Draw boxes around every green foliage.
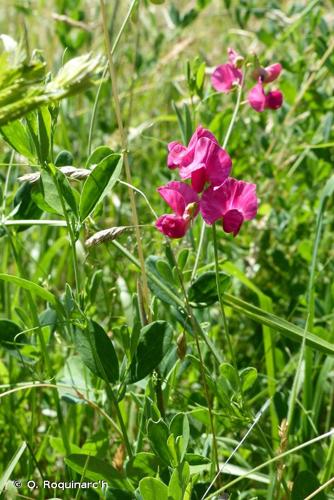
[79,152,123,221]
[75,321,119,383]
[1,1,334,499]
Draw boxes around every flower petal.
[265,90,283,110]
[157,186,186,216]
[227,47,244,68]
[167,141,187,168]
[211,63,242,93]
[222,209,244,236]
[155,214,188,239]
[263,63,282,83]
[200,185,226,225]
[248,80,267,112]
[191,166,207,193]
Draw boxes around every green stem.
[105,382,133,459]
[212,224,239,378]
[192,79,244,280]
[165,241,220,474]
[7,232,71,455]
[52,170,81,301]
[206,429,334,498]
[100,0,151,322]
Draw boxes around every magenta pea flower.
[200,178,258,236]
[178,136,232,193]
[167,126,232,194]
[211,47,243,94]
[253,62,282,83]
[248,79,283,112]
[248,59,283,112]
[167,125,217,169]
[156,181,199,239]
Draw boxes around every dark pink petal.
[167,141,187,168]
[211,63,242,93]
[156,214,188,239]
[227,47,244,68]
[157,186,185,216]
[219,178,258,220]
[200,185,226,225]
[180,137,231,191]
[191,166,207,194]
[222,209,244,236]
[248,80,266,112]
[200,178,258,227]
[164,181,199,206]
[179,126,218,167]
[265,90,283,110]
[204,141,232,187]
[263,63,282,83]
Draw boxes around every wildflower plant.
[0,2,334,500]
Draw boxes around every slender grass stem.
[52,171,81,302]
[100,0,151,322]
[165,241,220,474]
[205,429,334,498]
[212,224,239,378]
[191,79,244,280]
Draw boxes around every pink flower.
[248,79,283,113]
[200,178,258,236]
[253,63,282,83]
[167,126,217,169]
[156,181,199,239]
[211,47,243,93]
[178,137,232,193]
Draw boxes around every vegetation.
[0,0,334,498]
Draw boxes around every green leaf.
[219,363,238,391]
[65,454,129,490]
[126,452,161,482]
[75,321,119,383]
[147,419,170,465]
[0,442,27,494]
[240,367,257,392]
[79,153,122,221]
[55,150,73,166]
[170,413,190,459]
[139,477,168,500]
[0,319,26,349]
[0,274,58,306]
[11,182,43,232]
[146,255,180,308]
[127,321,173,383]
[168,461,190,500]
[291,470,325,500]
[37,107,51,163]
[188,271,231,307]
[39,170,63,214]
[0,120,35,160]
[85,146,114,168]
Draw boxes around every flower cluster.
[156,126,258,239]
[211,48,283,112]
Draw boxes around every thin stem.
[192,79,244,280]
[165,241,219,474]
[191,220,206,282]
[206,429,334,498]
[100,0,151,322]
[222,79,244,150]
[104,383,133,459]
[52,171,81,300]
[212,224,239,378]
